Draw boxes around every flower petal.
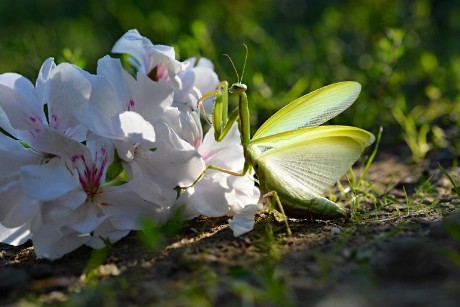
[177,172,231,217]
[192,66,219,115]
[112,29,150,73]
[97,56,137,112]
[36,57,56,106]
[31,125,89,160]
[99,183,166,230]
[135,72,173,124]
[122,160,171,205]
[0,73,46,141]
[225,175,261,213]
[0,106,19,139]
[86,220,130,249]
[111,111,156,161]
[20,157,79,201]
[228,204,260,237]
[115,111,156,143]
[53,63,122,138]
[0,133,41,182]
[43,190,88,223]
[152,121,205,186]
[0,181,40,227]
[66,203,107,234]
[45,62,89,139]
[32,224,91,260]
[162,107,203,149]
[0,223,32,246]
[199,123,245,171]
[0,73,45,121]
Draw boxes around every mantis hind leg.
[196,81,242,143]
[263,191,292,237]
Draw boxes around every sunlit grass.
[439,163,460,199]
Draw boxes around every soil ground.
[1,150,459,306]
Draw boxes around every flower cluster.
[0,29,260,259]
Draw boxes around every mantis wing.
[252,81,361,140]
[249,126,374,200]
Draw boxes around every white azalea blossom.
[112,29,219,114]
[112,29,188,90]
[0,59,87,145]
[27,132,168,259]
[167,108,261,236]
[0,59,89,246]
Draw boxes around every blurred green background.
[1,0,459,162]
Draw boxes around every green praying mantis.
[178,45,375,234]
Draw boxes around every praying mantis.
[178,45,375,234]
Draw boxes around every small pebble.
[331,227,341,235]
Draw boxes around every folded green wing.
[252,81,361,140]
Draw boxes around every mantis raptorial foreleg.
[196,81,227,125]
[196,81,240,142]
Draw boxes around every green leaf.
[106,159,123,181]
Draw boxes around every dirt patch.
[1,152,459,306]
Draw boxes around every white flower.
[168,108,261,236]
[0,59,89,246]
[23,131,169,259]
[0,59,87,145]
[14,127,106,259]
[112,30,220,115]
[112,29,188,90]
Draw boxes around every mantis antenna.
[241,43,248,83]
[223,43,248,85]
